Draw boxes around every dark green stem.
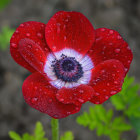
[51,118,59,140]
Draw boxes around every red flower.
[10,11,133,119]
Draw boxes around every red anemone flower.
[10,11,133,119]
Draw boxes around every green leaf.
[111,76,140,118]
[34,122,47,140]
[109,131,120,140]
[0,26,14,51]
[129,117,140,135]
[106,110,113,123]
[76,105,132,140]
[9,131,21,140]
[9,122,48,140]
[112,117,132,131]
[22,133,31,140]
[0,0,11,11]
[111,94,126,110]
[60,131,74,140]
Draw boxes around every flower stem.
[51,118,59,140]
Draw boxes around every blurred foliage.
[111,76,140,118]
[111,76,140,136]
[0,26,14,51]
[9,122,48,140]
[9,122,74,140]
[77,105,131,140]
[60,131,74,140]
[0,0,11,11]
[77,76,140,140]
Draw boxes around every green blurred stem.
[51,118,59,140]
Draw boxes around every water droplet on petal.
[96,37,102,41]
[63,25,66,29]
[59,98,64,102]
[95,101,100,104]
[15,30,19,34]
[107,83,110,86]
[27,45,32,48]
[52,46,56,51]
[113,65,117,68]
[65,19,69,22]
[78,98,84,103]
[64,36,66,41]
[31,97,38,104]
[79,90,84,94]
[75,107,80,111]
[34,86,38,90]
[26,33,31,37]
[103,89,107,92]
[110,91,117,95]
[125,68,128,72]
[11,35,15,39]
[56,23,61,33]
[95,92,100,96]
[114,81,118,84]
[101,69,105,74]
[41,24,45,28]
[20,24,24,27]
[112,73,116,77]
[67,112,71,115]
[117,35,121,39]
[48,98,53,103]
[101,28,105,32]
[53,114,59,118]
[109,42,113,45]
[127,46,131,50]
[115,48,120,53]
[109,30,114,34]
[11,43,17,48]
[128,60,131,64]
[103,46,106,50]
[105,96,109,99]
[37,32,42,38]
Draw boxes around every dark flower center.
[62,59,75,71]
[52,55,83,82]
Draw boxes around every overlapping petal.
[89,59,125,104]
[56,85,95,105]
[22,72,81,119]
[45,11,95,55]
[10,21,49,72]
[19,38,47,74]
[88,28,133,74]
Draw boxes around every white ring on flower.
[44,49,94,89]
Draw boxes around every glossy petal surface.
[19,38,47,73]
[88,28,133,74]
[89,60,125,104]
[56,85,95,105]
[10,21,49,72]
[45,11,95,55]
[22,72,81,119]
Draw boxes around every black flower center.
[52,55,83,82]
[62,59,75,71]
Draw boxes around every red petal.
[45,11,95,55]
[10,21,49,72]
[89,59,125,104]
[56,85,95,105]
[22,72,81,119]
[19,38,47,74]
[88,28,133,74]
